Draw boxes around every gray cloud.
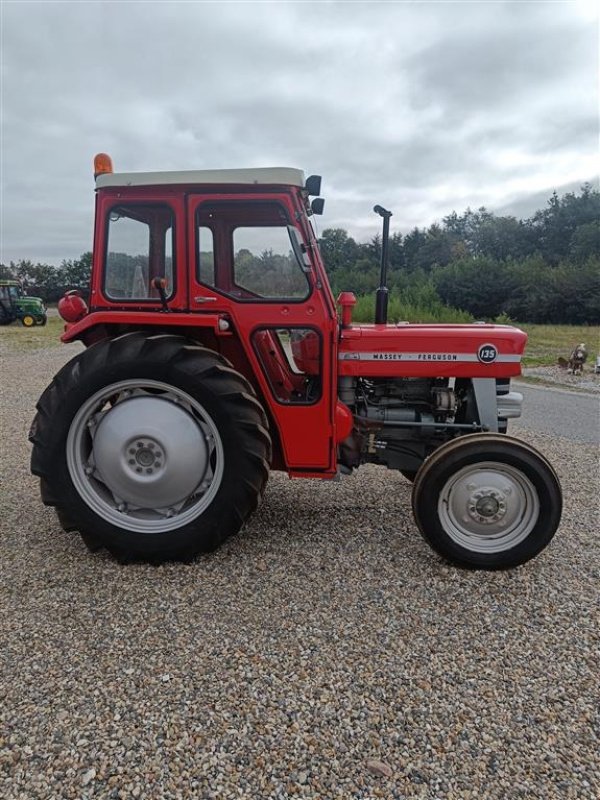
[1,1,597,263]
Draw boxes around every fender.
[61,310,229,344]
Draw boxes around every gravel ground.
[1,340,599,800]
[521,365,600,393]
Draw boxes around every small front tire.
[411,434,562,569]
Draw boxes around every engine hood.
[338,323,527,379]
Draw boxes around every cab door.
[187,193,337,472]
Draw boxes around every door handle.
[194,296,217,303]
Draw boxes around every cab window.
[196,202,310,301]
[105,205,174,301]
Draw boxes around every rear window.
[105,204,174,301]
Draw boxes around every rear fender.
[61,311,228,345]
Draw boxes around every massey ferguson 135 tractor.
[29,154,562,568]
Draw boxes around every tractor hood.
[338,323,527,379]
[16,296,45,309]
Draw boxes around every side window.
[233,227,309,299]
[252,327,322,404]
[198,226,215,287]
[105,205,174,300]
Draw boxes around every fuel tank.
[338,323,527,379]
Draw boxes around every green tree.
[433,257,517,319]
[59,252,92,289]
[570,221,600,264]
[318,229,359,273]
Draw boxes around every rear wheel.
[21,314,35,327]
[30,333,271,562]
[411,434,562,569]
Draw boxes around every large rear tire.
[411,434,562,569]
[30,333,271,563]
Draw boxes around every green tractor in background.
[0,280,47,327]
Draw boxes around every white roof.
[96,167,306,189]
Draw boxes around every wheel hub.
[467,487,507,524]
[92,396,209,510]
[127,439,163,473]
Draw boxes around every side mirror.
[305,175,322,196]
[311,198,325,215]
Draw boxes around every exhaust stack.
[373,205,392,325]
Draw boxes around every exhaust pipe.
[373,205,392,325]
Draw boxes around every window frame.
[102,202,177,304]
[194,200,313,304]
[251,325,323,406]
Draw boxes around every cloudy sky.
[1,0,598,265]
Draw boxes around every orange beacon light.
[94,153,113,177]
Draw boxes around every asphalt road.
[513,382,599,444]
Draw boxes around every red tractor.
[29,154,562,568]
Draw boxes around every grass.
[0,315,64,352]
[516,323,600,367]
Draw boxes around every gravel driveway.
[1,341,598,800]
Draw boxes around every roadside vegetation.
[518,324,600,367]
[0,315,64,352]
[322,183,599,326]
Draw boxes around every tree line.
[0,253,92,303]
[320,183,599,324]
[1,184,598,323]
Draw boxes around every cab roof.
[96,167,306,190]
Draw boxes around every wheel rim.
[66,379,224,534]
[438,461,540,554]
[22,315,35,327]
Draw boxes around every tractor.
[0,280,47,327]
[29,154,562,568]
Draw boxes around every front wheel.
[411,434,562,569]
[30,333,271,563]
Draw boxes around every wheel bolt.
[129,449,135,455]
[146,468,153,474]
[128,459,135,465]
[84,466,93,475]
